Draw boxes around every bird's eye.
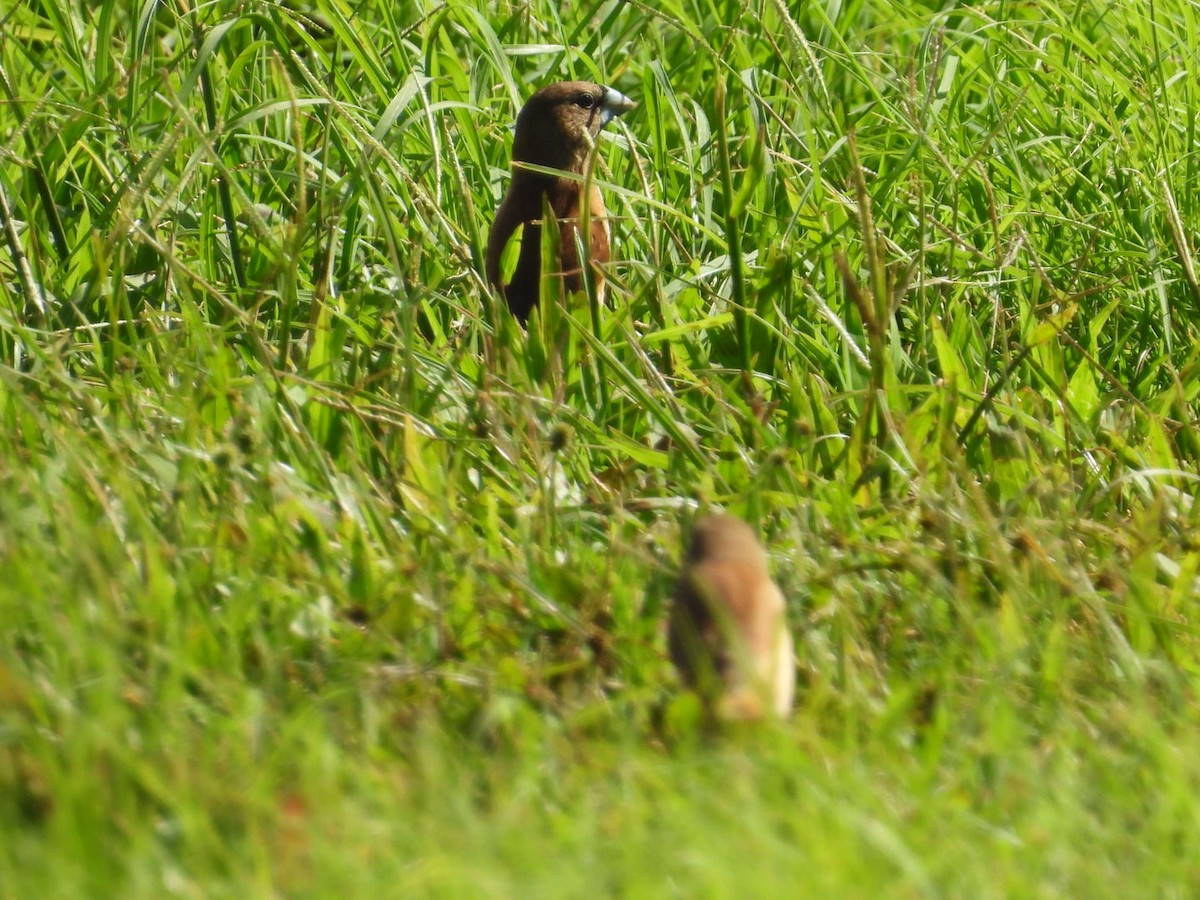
[576,94,596,109]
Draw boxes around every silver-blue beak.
[599,86,637,126]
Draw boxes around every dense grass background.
[3,0,1200,894]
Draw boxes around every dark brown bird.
[668,514,795,721]
[486,81,636,322]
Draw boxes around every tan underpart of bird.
[668,514,795,721]
[486,81,636,322]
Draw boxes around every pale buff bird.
[668,514,795,720]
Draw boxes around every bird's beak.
[599,86,637,126]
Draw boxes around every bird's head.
[685,514,769,570]
[511,81,636,172]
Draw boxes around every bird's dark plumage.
[668,514,795,720]
[486,81,635,322]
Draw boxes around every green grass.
[3,0,1200,894]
